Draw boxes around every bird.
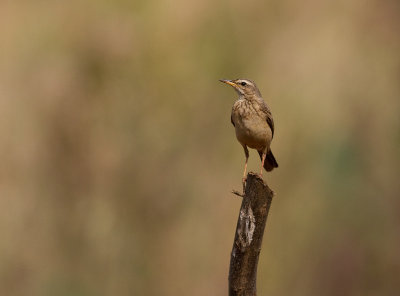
[220,79,278,185]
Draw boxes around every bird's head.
[219,79,261,98]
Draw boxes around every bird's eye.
[241,82,247,86]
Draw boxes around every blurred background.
[1,0,399,295]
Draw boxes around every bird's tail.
[259,150,278,172]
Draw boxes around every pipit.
[220,79,278,186]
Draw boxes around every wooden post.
[229,173,274,296]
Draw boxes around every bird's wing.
[267,115,274,138]
[260,100,274,137]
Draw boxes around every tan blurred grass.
[1,0,400,295]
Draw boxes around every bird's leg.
[242,146,249,192]
[260,152,266,177]
[242,158,248,183]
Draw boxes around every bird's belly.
[235,118,272,150]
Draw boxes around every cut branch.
[229,172,274,296]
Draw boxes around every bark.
[229,172,274,296]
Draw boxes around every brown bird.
[220,79,278,185]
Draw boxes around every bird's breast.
[231,99,272,150]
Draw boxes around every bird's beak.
[219,79,237,88]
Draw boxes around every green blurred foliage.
[1,0,399,295]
